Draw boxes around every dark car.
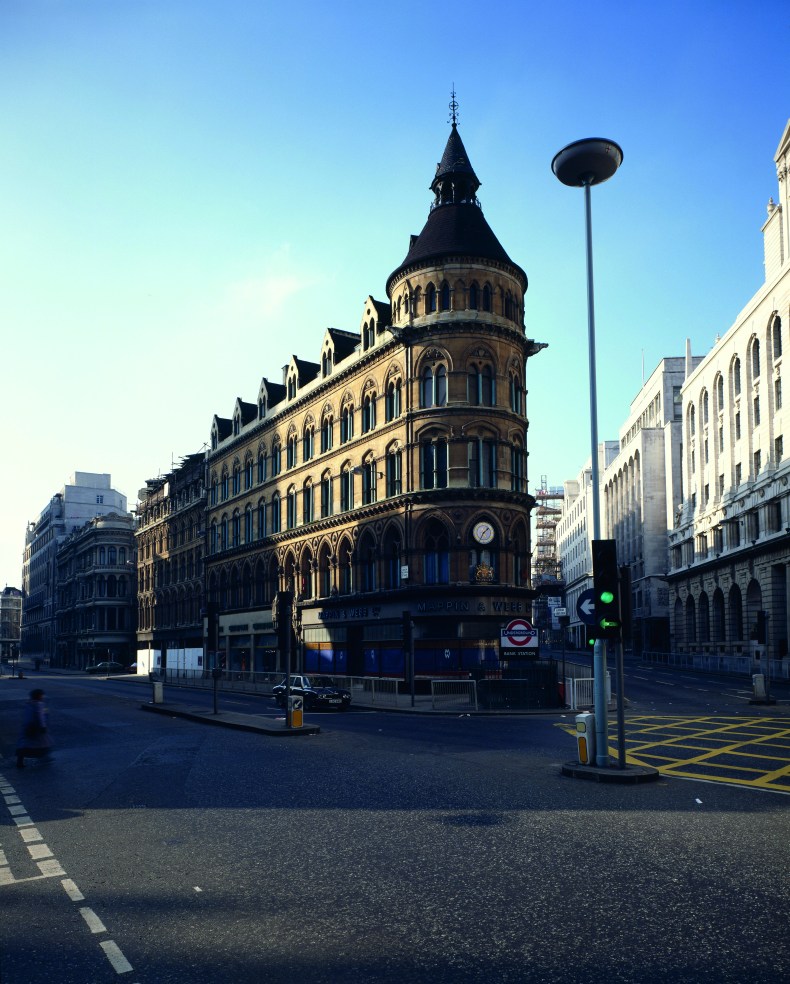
[271,674,351,711]
[85,661,129,675]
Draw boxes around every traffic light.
[585,626,597,649]
[592,539,622,640]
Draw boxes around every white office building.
[667,119,790,678]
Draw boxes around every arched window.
[702,390,709,426]
[420,364,447,408]
[287,435,297,469]
[271,443,281,477]
[221,471,229,501]
[423,519,450,585]
[232,464,241,495]
[362,393,376,433]
[338,540,352,594]
[340,466,354,512]
[232,511,240,547]
[303,426,314,461]
[439,282,450,311]
[468,437,497,488]
[245,457,253,489]
[752,339,761,379]
[381,527,401,590]
[425,283,437,313]
[318,543,332,597]
[420,439,448,489]
[733,357,741,396]
[386,447,402,497]
[286,487,297,530]
[689,405,696,438]
[271,493,281,534]
[385,379,402,421]
[258,451,267,484]
[302,480,314,524]
[469,283,479,310]
[321,415,333,452]
[509,373,523,414]
[772,316,782,360]
[482,284,492,312]
[362,460,377,505]
[257,500,267,539]
[716,375,724,412]
[340,405,354,443]
[321,471,333,518]
[244,505,252,543]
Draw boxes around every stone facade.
[22,473,129,662]
[667,120,790,674]
[203,122,546,679]
[135,452,206,674]
[54,512,137,668]
[0,586,22,663]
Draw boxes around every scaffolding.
[533,476,564,585]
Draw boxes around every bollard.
[152,681,164,704]
[575,712,596,765]
[752,673,766,701]
[288,695,303,728]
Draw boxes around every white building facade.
[557,442,618,650]
[667,120,790,677]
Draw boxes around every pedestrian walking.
[16,688,53,768]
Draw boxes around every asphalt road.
[1,667,788,984]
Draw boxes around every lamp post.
[552,138,623,768]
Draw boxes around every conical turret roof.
[387,123,526,294]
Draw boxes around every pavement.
[139,699,321,736]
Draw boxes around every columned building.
[55,513,137,668]
[135,452,206,675]
[203,118,546,679]
[601,355,700,654]
[667,119,790,675]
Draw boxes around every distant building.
[0,587,22,662]
[134,452,206,675]
[601,355,701,654]
[21,472,129,662]
[557,442,618,649]
[667,120,790,676]
[55,513,137,668]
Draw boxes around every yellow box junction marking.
[558,716,790,792]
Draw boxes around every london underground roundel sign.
[500,618,538,648]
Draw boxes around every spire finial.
[448,85,459,127]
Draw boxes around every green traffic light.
[600,590,615,604]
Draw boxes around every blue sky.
[1,0,788,587]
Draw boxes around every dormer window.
[322,351,333,377]
[258,396,267,419]
[233,415,240,437]
[287,376,297,400]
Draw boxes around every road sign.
[576,589,597,626]
[500,618,538,648]
[553,607,567,617]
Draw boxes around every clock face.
[473,521,495,545]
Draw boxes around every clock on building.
[472,521,495,545]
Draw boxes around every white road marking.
[80,907,107,934]
[4,795,21,805]
[0,868,14,886]
[194,886,203,892]
[19,828,42,843]
[27,844,53,860]
[8,805,28,816]
[62,878,85,901]
[100,940,133,974]
[37,858,65,877]
[14,816,33,827]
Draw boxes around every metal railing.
[643,651,790,679]
[564,673,612,711]
[430,679,478,711]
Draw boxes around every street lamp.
[552,138,623,768]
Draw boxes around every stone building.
[601,355,700,654]
[203,119,546,679]
[134,452,206,675]
[667,119,790,677]
[54,512,137,668]
[22,472,129,662]
[0,586,22,663]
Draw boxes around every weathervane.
[448,85,458,127]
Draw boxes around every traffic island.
[561,759,660,784]
[140,702,320,736]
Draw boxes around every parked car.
[85,661,129,675]
[271,674,351,711]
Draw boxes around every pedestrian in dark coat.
[16,689,53,768]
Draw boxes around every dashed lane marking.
[100,940,134,975]
[80,907,108,934]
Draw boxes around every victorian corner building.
[204,122,546,679]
